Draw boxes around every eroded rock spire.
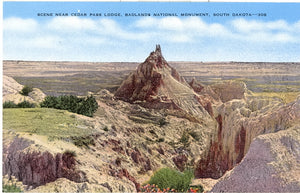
[155,44,161,54]
[114,45,213,123]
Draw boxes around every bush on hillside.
[147,168,194,192]
[3,101,35,108]
[40,95,98,117]
[2,184,22,193]
[3,101,17,108]
[158,118,168,127]
[19,85,33,96]
[63,150,77,157]
[17,101,35,108]
[180,131,190,147]
[71,136,95,148]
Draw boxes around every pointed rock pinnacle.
[155,44,161,54]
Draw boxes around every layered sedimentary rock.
[195,93,300,179]
[211,124,300,192]
[3,136,86,189]
[115,45,213,121]
[115,45,186,103]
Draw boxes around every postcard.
[2,2,300,193]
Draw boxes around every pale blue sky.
[3,2,300,62]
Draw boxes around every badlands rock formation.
[3,75,46,104]
[3,46,300,192]
[115,45,213,122]
[194,84,300,178]
[211,124,300,192]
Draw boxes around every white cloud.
[166,34,191,43]
[47,17,97,32]
[134,17,157,28]
[135,17,231,42]
[3,17,38,33]
[3,16,300,62]
[231,18,291,33]
[159,17,184,31]
[230,18,300,43]
[29,36,63,49]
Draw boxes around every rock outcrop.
[3,136,86,189]
[3,75,23,96]
[208,81,247,103]
[195,95,300,179]
[3,75,46,104]
[211,124,300,192]
[115,45,186,103]
[115,45,213,122]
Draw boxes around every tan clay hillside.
[3,75,46,104]
[3,45,300,192]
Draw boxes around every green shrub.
[147,168,194,192]
[3,101,17,108]
[19,85,33,96]
[2,184,22,193]
[40,95,98,117]
[3,101,35,108]
[17,101,35,108]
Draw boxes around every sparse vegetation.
[19,85,33,96]
[71,136,95,148]
[158,118,168,127]
[63,150,77,157]
[40,95,98,117]
[147,168,194,192]
[180,131,190,147]
[2,184,22,193]
[2,177,23,193]
[103,126,109,132]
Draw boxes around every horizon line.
[3,59,300,64]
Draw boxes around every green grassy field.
[3,108,93,139]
